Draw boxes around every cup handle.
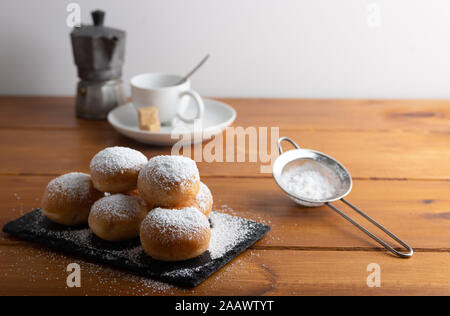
[176,90,205,124]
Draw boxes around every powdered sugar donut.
[140,207,211,261]
[88,194,147,242]
[90,146,148,193]
[42,172,103,226]
[125,189,140,197]
[138,155,200,208]
[181,182,213,218]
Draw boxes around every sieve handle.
[277,137,301,155]
[326,199,414,258]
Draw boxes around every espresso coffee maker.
[70,10,126,119]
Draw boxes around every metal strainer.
[273,137,413,258]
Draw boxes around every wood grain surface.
[0,97,449,296]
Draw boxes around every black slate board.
[2,209,270,287]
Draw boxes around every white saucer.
[107,98,236,146]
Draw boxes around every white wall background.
[1,0,450,98]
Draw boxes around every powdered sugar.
[46,172,93,200]
[282,163,336,200]
[90,146,147,175]
[140,155,199,189]
[208,212,255,259]
[196,182,212,211]
[90,194,142,220]
[28,211,93,244]
[141,207,209,244]
[0,243,177,295]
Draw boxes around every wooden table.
[1,96,450,296]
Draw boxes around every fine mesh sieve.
[273,137,413,258]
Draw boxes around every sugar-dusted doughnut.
[88,194,147,242]
[181,182,213,218]
[42,172,103,226]
[124,189,140,197]
[140,207,211,261]
[90,146,148,193]
[137,155,200,208]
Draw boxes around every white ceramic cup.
[130,73,205,125]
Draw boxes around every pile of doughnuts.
[41,146,213,261]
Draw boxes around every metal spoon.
[177,54,210,85]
